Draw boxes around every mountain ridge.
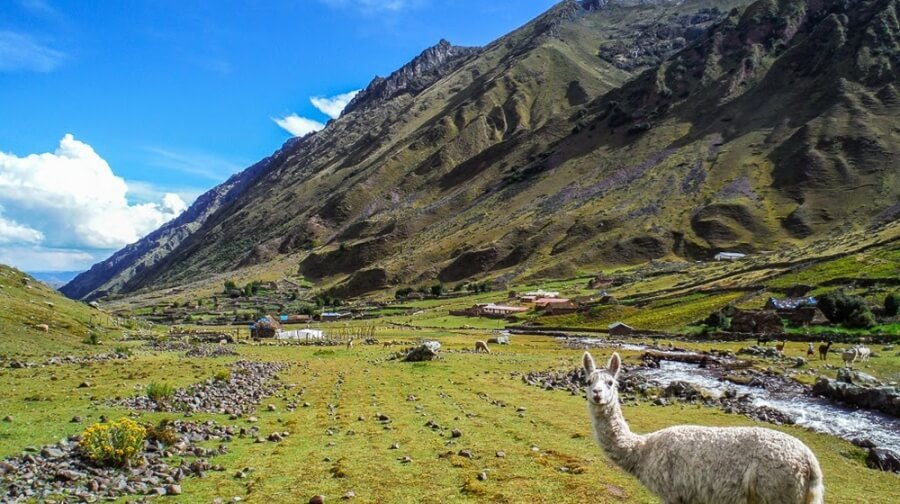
[63,0,900,301]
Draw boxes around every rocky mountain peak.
[342,39,479,115]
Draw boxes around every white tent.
[277,329,325,341]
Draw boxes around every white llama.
[583,351,824,504]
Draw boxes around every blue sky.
[0,0,557,272]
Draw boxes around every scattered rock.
[309,495,326,504]
[495,451,506,458]
[477,471,488,481]
[451,428,462,438]
[867,448,900,473]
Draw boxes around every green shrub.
[885,293,900,317]
[818,292,870,325]
[847,308,877,329]
[113,345,132,357]
[213,369,231,382]
[80,418,146,467]
[84,332,100,345]
[146,382,175,403]
[145,419,178,447]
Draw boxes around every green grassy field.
[1,329,897,503]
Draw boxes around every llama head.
[583,351,621,406]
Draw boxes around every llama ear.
[583,352,596,374]
[607,352,622,379]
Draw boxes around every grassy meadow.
[1,327,898,503]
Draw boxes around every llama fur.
[583,351,824,504]
[818,341,832,361]
[474,340,490,353]
[841,348,858,367]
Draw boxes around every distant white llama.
[583,351,824,504]
[841,348,858,367]
[854,345,871,362]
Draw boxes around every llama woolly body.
[584,352,823,504]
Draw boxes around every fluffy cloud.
[0,134,187,253]
[0,30,64,72]
[273,114,325,137]
[274,90,361,137]
[311,90,361,119]
[0,246,96,272]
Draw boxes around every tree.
[224,280,236,292]
[704,311,729,329]
[430,283,444,297]
[847,307,877,329]
[885,292,900,317]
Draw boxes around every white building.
[714,252,747,261]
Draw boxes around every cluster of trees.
[395,281,493,300]
[223,280,267,298]
[312,295,342,308]
[818,292,877,329]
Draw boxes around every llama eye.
[606,380,613,387]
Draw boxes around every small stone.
[309,495,325,504]
[247,416,258,423]
[495,451,506,458]
[342,491,356,500]
[457,449,473,458]
[516,406,526,412]
[451,428,462,438]
[398,455,412,463]
[267,404,277,411]
[2,415,11,422]
[78,381,91,388]
[477,471,488,481]
[357,415,365,421]
[390,442,400,450]
[166,484,182,495]
[303,402,311,408]
[70,416,83,423]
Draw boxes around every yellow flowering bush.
[79,418,147,467]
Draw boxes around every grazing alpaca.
[583,351,824,504]
[346,338,353,349]
[841,348,858,368]
[806,343,814,358]
[474,340,490,353]
[776,340,786,354]
[818,341,832,360]
[756,335,771,346]
[855,346,871,362]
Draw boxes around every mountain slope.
[0,264,110,357]
[64,0,899,301]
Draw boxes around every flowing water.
[637,361,900,453]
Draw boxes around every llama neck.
[589,397,643,474]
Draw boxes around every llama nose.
[592,392,602,401]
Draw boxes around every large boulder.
[867,448,900,473]
[813,378,900,418]
[404,341,441,362]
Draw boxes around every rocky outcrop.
[812,377,900,418]
[343,39,479,115]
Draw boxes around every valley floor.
[1,329,897,503]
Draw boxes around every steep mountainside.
[64,0,900,301]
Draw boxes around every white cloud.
[0,216,43,245]
[0,134,187,252]
[273,114,325,137]
[311,90,361,119]
[0,30,64,72]
[0,246,96,272]
[126,180,203,209]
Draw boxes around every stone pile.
[3,353,130,369]
[812,374,900,418]
[0,420,237,503]
[121,361,288,415]
[184,344,238,358]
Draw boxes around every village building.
[251,315,282,339]
[714,252,747,261]
[534,297,572,309]
[450,303,529,319]
[608,322,634,336]
[544,300,580,315]
[764,297,827,326]
[729,310,784,334]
